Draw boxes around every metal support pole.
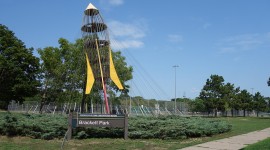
[173,65,179,114]
[124,114,128,140]
[67,113,73,140]
[129,96,132,115]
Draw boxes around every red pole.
[103,82,110,114]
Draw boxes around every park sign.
[77,114,126,128]
[67,113,128,140]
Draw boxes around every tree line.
[187,75,270,117]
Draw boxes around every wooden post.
[67,113,73,140]
[124,114,128,140]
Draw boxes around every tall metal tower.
[81,3,123,114]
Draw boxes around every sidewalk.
[181,128,270,150]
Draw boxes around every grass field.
[0,117,270,150]
[242,137,270,150]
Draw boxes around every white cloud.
[108,20,147,50]
[217,33,268,54]
[111,39,144,49]
[99,0,124,6]
[108,20,145,39]
[168,34,183,43]
[108,0,124,6]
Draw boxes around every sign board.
[67,113,128,140]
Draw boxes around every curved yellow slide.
[109,49,123,90]
[85,53,95,94]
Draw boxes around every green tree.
[0,24,40,109]
[38,38,133,112]
[199,75,225,117]
[228,86,241,117]
[236,89,252,117]
[265,97,270,112]
[38,38,88,112]
[222,83,240,117]
[189,98,206,114]
[174,97,192,103]
[253,92,267,117]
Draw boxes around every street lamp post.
[173,65,179,114]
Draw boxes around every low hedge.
[0,112,232,140]
[0,112,67,140]
[128,116,232,139]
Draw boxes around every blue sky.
[1,0,269,100]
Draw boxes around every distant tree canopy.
[198,74,269,117]
[236,89,252,117]
[189,98,206,113]
[0,24,40,109]
[253,92,267,117]
[268,77,270,86]
[199,75,226,116]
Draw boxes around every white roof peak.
[86,3,98,10]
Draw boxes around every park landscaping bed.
[1,112,270,149]
[0,112,231,140]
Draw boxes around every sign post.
[67,113,128,140]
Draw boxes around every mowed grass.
[242,137,270,150]
[209,117,270,140]
[0,117,270,150]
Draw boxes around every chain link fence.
[8,100,191,116]
[8,100,269,117]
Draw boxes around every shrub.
[0,112,67,139]
[41,132,55,140]
[128,116,232,139]
[2,113,19,136]
[75,131,88,139]
[0,112,232,140]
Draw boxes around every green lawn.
[210,117,270,140]
[0,117,270,150]
[242,138,270,150]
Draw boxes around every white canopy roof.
[85,3,98,11]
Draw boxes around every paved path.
[181,128,270,150]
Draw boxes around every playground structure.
[81,3,123,114]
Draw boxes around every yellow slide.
[85,53,95,94]
[109,49,123,90]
